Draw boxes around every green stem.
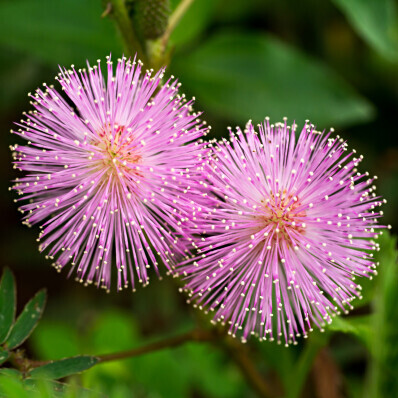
[105,0,147,63]
[26,322,272,398]
[97,328,213,363]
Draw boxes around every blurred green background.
[0,0,397,397]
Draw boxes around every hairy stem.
[105,0,147,63]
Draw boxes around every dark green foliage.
[171,32,374,129]
[29,357,99,380]
[0,0,122,66]
[169,0,216,46]
[0,269,16,344]
[0,269,98,397]
[0,349,9,366]
[0,0,397,397]
[367,233,398,397]
[5,290,46,350]
[332,0,398,62]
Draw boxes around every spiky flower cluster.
[11,54,387,344]
[11,56,207,292]
[177,119,386,345]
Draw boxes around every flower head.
[11,55,207,292]
[178,119,385,345]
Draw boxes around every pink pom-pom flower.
[11,55,208,292]
[178,119,386,345]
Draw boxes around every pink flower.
[12,56,207,292]
[178,119,386,345]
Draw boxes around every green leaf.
[352,269,377,307]
[0,374,29,398]
[29,356,99,380]
[0,369,22,378]
[0,348,9,366]
[0,0,123,67]
[366,232,398,398]
[327,315,373,349]
[24,378,54,398]
[5,289,46,350]
[170,0,218,47]
[0,268,16,344]
[332,0,398,62]
[23,378,101,398]
[171,31,375,129]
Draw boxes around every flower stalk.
[97,328,214,363]
[103,0,195,68]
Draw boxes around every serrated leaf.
[0,348,9,366]
[171,32,375,129]
[332,0,398,62]
[0,268,16,344]
[0,0,122,67]
[5,289,46,350]
[29,356,99,380]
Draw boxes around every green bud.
[132,0,170,40]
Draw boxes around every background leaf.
[5,289,46,350]
[169,0,218,47]
[29,356,99,380]
[332,0,398,62]
[366,232,398,397]
[0,374,29,398]
[87,311,140,355]
[0,1,396,398]
[0,268,16,344]
[171,32,375,129]
[0,0,122,67]
[327,315,373,349]
[0,348,9,366]
[0,369,22,378]
[30,322,80,361]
